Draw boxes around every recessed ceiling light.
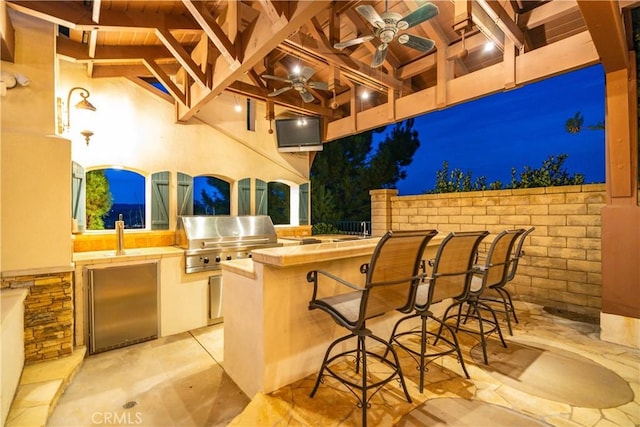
[484,41,495,52]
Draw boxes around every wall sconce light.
[65,87,97,145]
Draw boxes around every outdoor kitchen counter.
[221,235,443,399]
[72,246,208,348]
[72,246,183,264]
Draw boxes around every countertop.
[72,246,183,265]
[229,237,381,271]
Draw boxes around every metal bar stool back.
[479,226,535,334]
[453,229,526,363]
[388,230,489,393]
[307,229,438,426]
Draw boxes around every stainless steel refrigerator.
[87,261,159,354]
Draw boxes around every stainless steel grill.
[176,215,282,273]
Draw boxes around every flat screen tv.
[275,117,323,152]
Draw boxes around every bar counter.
[221,235,443,398]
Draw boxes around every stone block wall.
[1,272,74,363]
[371,184,606,321]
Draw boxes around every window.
[86,168,145,230]
[194,176,230,215]
[267,182,290,225]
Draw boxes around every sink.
[332,236,372,242]
[101,249,143,257]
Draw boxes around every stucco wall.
[371,184,606,320]
[59,61,311,227]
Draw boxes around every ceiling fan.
[261,66,328,103]
[334,1,439,68]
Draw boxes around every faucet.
[115,214,125,255]
[361,221,368,237]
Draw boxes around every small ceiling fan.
[334,1,439,68]
[261,66,328,103]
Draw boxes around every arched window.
[86,168,145,230]
[268,182,290,225]
[194,176,231,215]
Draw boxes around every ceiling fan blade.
[398,2,439,30]
[307,81,328,91]
[397,33,436,52]
[262,74,291,83]
[299,66,316,81]
[268,86,293,97]
[371,43,389,68]
[355,5,384,28]
[299,89,315,103]
[333,35,374,49]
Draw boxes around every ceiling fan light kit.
[334,2,439,68]
[262,65,329,103]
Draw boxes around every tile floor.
[8,301,639,427]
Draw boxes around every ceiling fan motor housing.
[375,12,402,43]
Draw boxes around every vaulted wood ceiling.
[2,1,636,142]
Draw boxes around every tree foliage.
[267,182,290,225]
[508,154,584,188]
[430,154,584,194]
[86,170,113,230]
[311,119,420,222]
[565,111,604,134]
[194,176,230,215]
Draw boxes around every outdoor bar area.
[1,1,639,426]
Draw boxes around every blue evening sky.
[379,64,606,195]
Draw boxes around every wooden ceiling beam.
[181,0,240,70]
[177,0,331,121]
[519,0,579,29]
[476,0,526,51]
[470,1,505,51]
[91,63,181,78]
[0,0,15,62]
[126,76,174,103]
[142,57,187,105]
[57,37,177,63]
[155,28,207,87]
[6,1,200,31]
[576,0,628,73]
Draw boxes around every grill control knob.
[215,256,221,263]
[203,256,209,264]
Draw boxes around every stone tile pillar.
[369,189,397,237]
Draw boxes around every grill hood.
[176,215,279,251]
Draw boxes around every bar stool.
[445,229,525,364]
[479,226,535,335]
[388,231,489,393]
[307,229,438,427]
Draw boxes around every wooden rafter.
[177,1,331,121]
[576,0,628,73]
[181,0,240,70]
[155,27,207,87]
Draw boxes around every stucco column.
[369,189,397,236]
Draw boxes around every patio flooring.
[8,301,638,426]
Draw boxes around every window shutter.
[299,183,309,225]
[238,178,251,215]
[178,172,194,216]
[71,161,86,232]
[255,179,267,215]
[151,171,170,230]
